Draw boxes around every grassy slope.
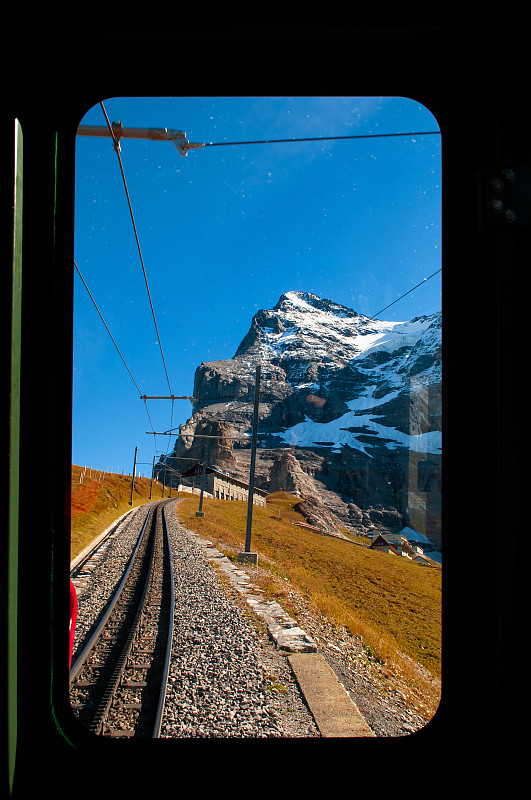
[70,471,441,707]
[71,464,167,560]
[175,492,441,682]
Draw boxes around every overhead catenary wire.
[99,101,173,398]
[368,267,442,320]
[78,112,441,472]
[74,260,159,450]
[74,261,143,397]
[200,130,440,149]
[77,126,441,154]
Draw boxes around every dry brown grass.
[70,465,167,559]
[70,476,441,714]
[176,491,442,682]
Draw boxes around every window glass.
[71,97,442,736]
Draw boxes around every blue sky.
[73,96,441,476]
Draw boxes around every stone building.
[181,464,267,507]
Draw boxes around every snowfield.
[275,385,442,456]
[251,293,442,457]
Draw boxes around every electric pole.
[196,463,206,517]
[239,365,261,564]
[149,454,156,499]
[128,446,138,505]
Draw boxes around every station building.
[181,464,267,507]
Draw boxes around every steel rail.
[69,504,155,684]
[87,511,158,735]
[152,504,174,738]
[69,498,175,738]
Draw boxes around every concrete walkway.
[288,653,375,737]
[191,531,375,737]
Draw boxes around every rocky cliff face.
[163,291,442,556]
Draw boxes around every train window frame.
[7,25,522,794]
[65,97,441,744]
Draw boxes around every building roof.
[181,463,268,496]
[369,533,400,554]
[181,463,216,477]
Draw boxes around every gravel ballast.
[161,506,319,737]
[70,499,439,738]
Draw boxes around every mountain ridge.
[162,290,442,558]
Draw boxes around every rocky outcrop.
[163,291,442,556]
[268,450,315,496]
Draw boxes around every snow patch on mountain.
[351,318,435,360]
[275,385,442,456]
[175,289,442,552]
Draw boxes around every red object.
[69,580,77,669]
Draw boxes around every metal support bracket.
[77,122,204,157]
[478,166,531,228]
[168,133,205,157]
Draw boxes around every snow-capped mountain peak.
[172,290,442,554]
[235,291,441,389]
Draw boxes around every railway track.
[69,500,174,738]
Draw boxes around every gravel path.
[161,510,319,737]
[71,499,440,738]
